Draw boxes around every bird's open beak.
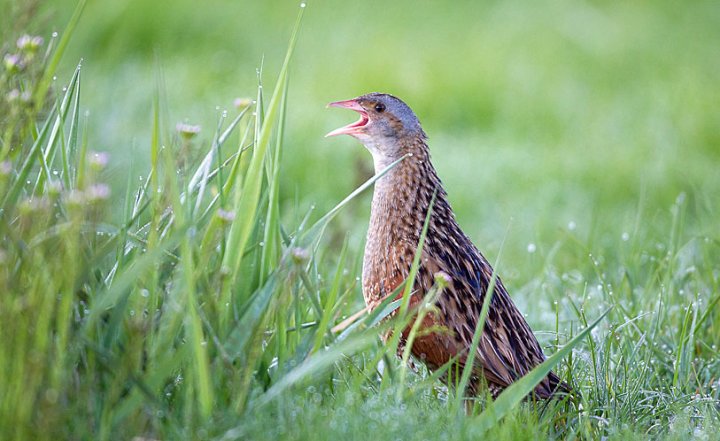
[325,99,369,137]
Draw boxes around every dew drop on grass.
[141,289,149,298]
[568,221,576,230]
[527,243,536,253]
[622,232,630,241]
[300,2,306,7]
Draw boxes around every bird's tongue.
[326,99,369,137]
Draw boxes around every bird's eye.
[374,103,386,113]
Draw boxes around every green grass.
[1,0,719,439]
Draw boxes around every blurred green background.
[3,2,720,438]
[42,0,720,286]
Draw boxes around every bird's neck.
[367,137,453,252]
[362,136,461,306]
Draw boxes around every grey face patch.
[357,93,425,140]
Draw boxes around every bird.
[326,92,570,400]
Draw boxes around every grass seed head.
[3,53,24,74]
[291,247,310,265]
[16,35,44,53]
[176,122,201,140]
[234,97,253,109]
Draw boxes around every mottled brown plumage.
[327,92,570,399]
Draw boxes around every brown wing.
[420,250,566,398]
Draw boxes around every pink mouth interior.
[346,111,369,130]
[326,107,370,137]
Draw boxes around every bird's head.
[326,93,425,162]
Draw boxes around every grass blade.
[472,307,612,434]
[32,0,87,108]
[220,6,304,316]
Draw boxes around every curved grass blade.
[472,307,612,434]
[299,153,409,250]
